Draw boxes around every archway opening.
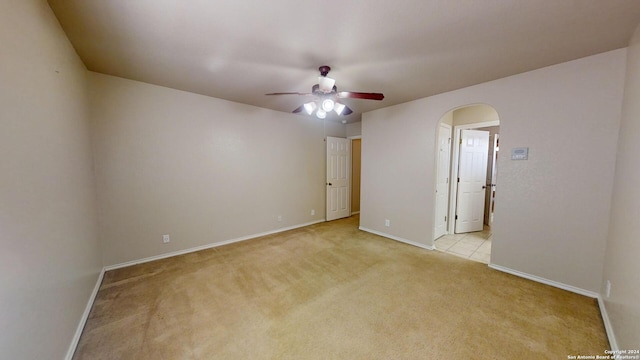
[433,104,500,264]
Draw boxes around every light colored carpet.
[73,216,609,359]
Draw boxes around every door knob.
[482,185,486,189]
[327,182,332,186]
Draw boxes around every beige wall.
[90,73,345,266]
[601,24,640,349]
[452,104,499,126]
[440,111,453,126]
[361,49,625,292]
[346,121,362,137]
[0,1,101,359]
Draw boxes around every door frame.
[486,133,499,228]
[348,136,362,216]
[447,120,499,235]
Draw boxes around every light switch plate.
[511,147,529,160]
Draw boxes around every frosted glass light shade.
[303,102,317,115]
[321,99,335,112]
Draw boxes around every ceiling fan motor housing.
[319,65,331,77]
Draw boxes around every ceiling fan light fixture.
[303,102,317,115]
[268,65,383,117]
[321,98,335,112]
[318,76,336,92]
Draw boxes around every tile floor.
[434,227,492,264]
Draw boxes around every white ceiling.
[49,0,640,123]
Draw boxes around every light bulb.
[334,102,346,115]
[316,109,327,119]
[321,99,335,112]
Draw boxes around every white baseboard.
[488,263,598,298]
[65,267,105,360]
[489,264,619,350]
[359,227,434,251]
[69,219,327,357]
[597,295,619,351]
[68,225,619,356]
[488,264,620,349]
[105,219,326,271]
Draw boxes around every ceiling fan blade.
[292,105,305,113]
[265,92,312,96]
[341,105,353,116]
[337,92,384,101]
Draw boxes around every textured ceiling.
[49,0,640,122]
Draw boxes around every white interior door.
[434,124,451,239]
[326,136,350,221]
[455,129,489,233]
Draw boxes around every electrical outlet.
[162,234,170,244]
[311,209,315,216]
[385,219,390,227]
[277,215,282,222]
[606,280,611,298]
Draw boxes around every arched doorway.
[433,104,500,264]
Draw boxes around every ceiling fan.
[266,66,384,119]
